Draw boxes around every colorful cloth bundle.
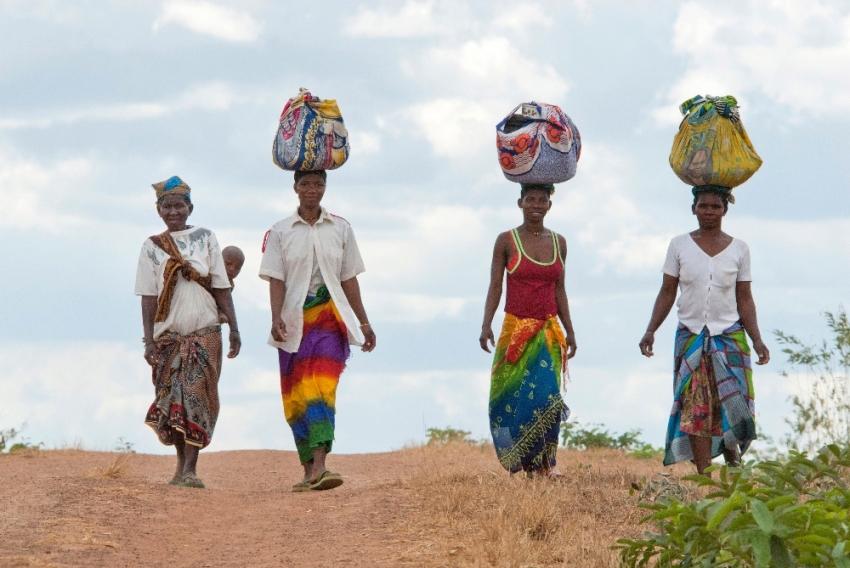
[496,102,581,185]
[664,322,756,466]
[489,313,570,473]
[273,88,350,172]
[278,286,350,464]
[669,95,762,200]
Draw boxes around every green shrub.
[615,444,850,567]
[560,421,663,458]
[775,308,850,453]
[426,426,474,445]
[0,426,18,452]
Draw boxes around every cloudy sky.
[1,0,849,455]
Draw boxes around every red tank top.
[504,228,564,320]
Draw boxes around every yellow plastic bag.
[669,95,762,193]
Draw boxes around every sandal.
[291,478,313,493]
[310,469,343,491]
[177,475,206,489]
[168,473,182,486]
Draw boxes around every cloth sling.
[149,230,213,323]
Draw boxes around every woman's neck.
[298,205,321,224]
[521,220,546,236]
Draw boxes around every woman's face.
[157,194,192,232]
[294,174,326,209]
[518,189,552,223]
[693,192,726,229]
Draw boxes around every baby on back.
[219,245,244,325]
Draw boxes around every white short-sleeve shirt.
[662,233,752,336]
[259,208,366,352]
[134,227,231,338]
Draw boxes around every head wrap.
[692,184,735,204]
[152,176,191,202]
[520,183,555,196]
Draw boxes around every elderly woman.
[639,186,769,474]
[479,183,577,480]
[135,176,241,488]
[260,170,376,492]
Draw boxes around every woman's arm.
[639,274,679,357]
[211,288,241,359]
[736,281,769,365]
[554,235,576,358]
[480,233,509,353]
[269,277,287,343]
[141,296,158,365]
[340,276,376,352]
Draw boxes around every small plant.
[0,426,19,452]
[7,439,44,453]
[775,307,850,453]
[560,421,663,458]
[114,437,135,453]
[426,426,474,445]
[615,444,850,567]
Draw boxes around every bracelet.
[359,323,371,328]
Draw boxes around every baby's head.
[222,246,245,282]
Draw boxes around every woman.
[639,187,769,474]
[135,176,241,489]
[480,183,577,480]
[259,170,376,493]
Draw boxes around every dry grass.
[39,518,119,549]
[0,556,59,567]
[85,453,131,479]
[390,443,690,568]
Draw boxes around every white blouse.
[259,208,366,352]
[134,227,231,338]
[662,233,752,336]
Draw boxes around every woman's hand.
[566,335,577,359]
[752,338,770,365]
[271,317,287,342]
[361,324,376,352]
[479,326,495,353]
[227,330,241,358]
[144,342,158,366]
[639,331,655,357]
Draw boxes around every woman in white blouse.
[260,170,376,492]
[135,176,241,489]
[639,188,769,474]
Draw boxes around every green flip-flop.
[291,478,313,493]
[177,475,206,489]
[168,472,182,486]
[310,470,343,491]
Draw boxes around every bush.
[426,427,474,445]
[0,426,19,452]
[615,445,850,567]
[560,421,663,459]
[775,308,850,453]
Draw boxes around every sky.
[1,0,849,455]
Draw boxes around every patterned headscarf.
[152,176,191,202]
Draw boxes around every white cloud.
[352,131,381,155]
[0,83,246,130]
[0,153,94,231]
[153,0,262,43]
[402,36,571,159]
[655,0,850,124]
[344,0,447,38]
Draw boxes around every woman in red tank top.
[480,184,577,481]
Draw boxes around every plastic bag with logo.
[496,101,581,185]
[273,88,350,171]
[669,95,762,198]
